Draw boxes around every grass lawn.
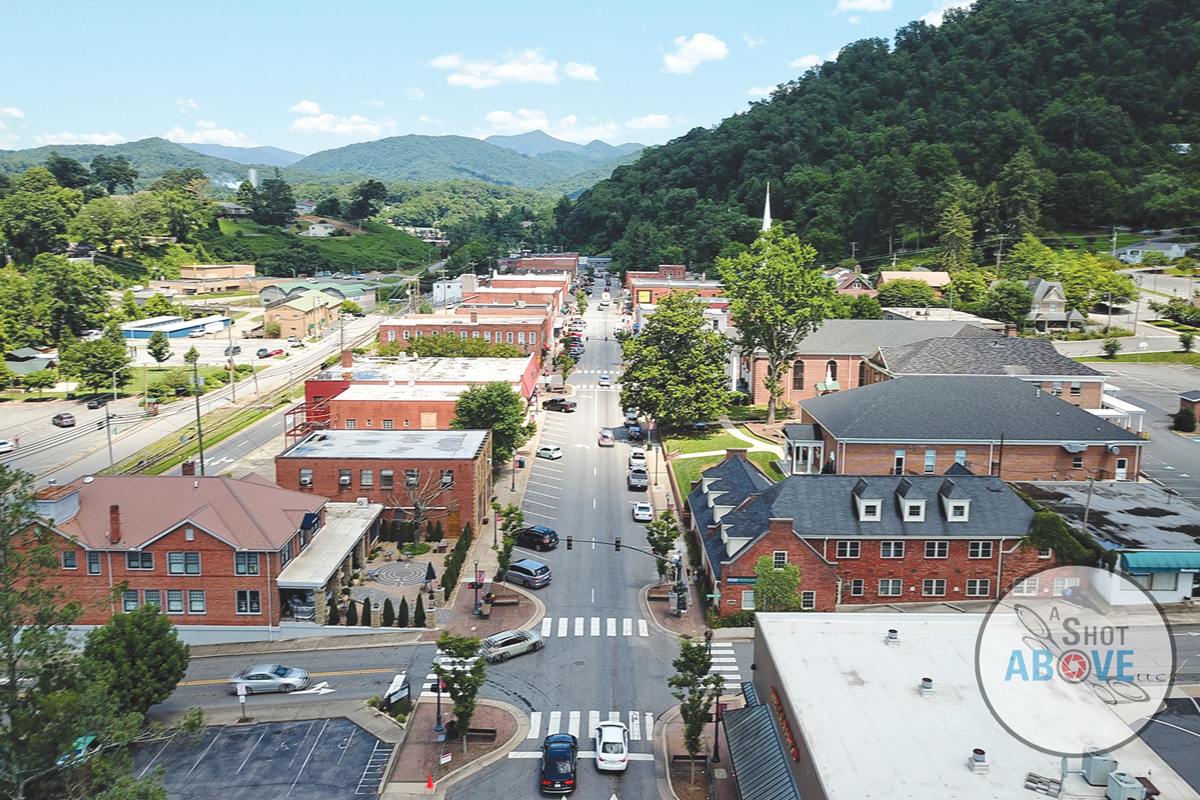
[748,451,785,480]
[1077,351,1200,365]
[664,429,743,454]
[669,456,723,492]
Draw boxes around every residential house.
[876,270,952,296]
[298,222,337,238]
[825,267,877,297]
[788,376,1143,480]
[276,429,493,530]
[1118,242,1193,264]
[689,452,1041,614]
[215,202,250,218]
[266,290,335,339]
[1025,278,1086,332]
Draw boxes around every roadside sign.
[440,753,452,765]
[477,570,485,583]
[237,684,246,696]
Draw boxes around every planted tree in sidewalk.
[20,370,55,399]
[361,598,372,627]
[413,594,427,628]
[326,599,340,626]
[492,503,524,584]
[345,600,358,627]
[431,633,487,753]
[668,638,724,784]
[645,510,681,585]
[558,355,575,384]
[398,597,410,628]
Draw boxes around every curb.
[655,703,684,800]
[412,698,529,791]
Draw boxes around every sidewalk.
[659,692,746,800]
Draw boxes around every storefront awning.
[723,701,802,800]
[277,502,382,590]
[1121,551,1200,574]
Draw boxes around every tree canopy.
[450,381,533,465]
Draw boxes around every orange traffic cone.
[426,774,434,789]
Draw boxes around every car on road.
[506,558,552,589]
[269,348,284,357]
[85,397,107,409]
[56,733,101,767]
[0,441,13,454]
[224,345,242,356]
[598,375,612,387]
[627,467,649,490]
[632,501,653,522]
[52,412,76,428]
[628,448,647,469]
[627,425,643,442]
[480,629,544,663]
[515,525,559,551]
[624,408,639,426]
[542,398,577,413]
[256,348,271,358]
[594,720,629,771]
[537,445,563,460]
[227,664,311,694]
[187,329,206,338]
[598,429,616,447]
[540,733,579,794]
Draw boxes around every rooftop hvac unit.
[356,497,368,507]
[514,300,526,308]
[1082,748,1116,786]
[1105,772,1145,800]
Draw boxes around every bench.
[671,755,709,769]
[490,596,520,607]
[466,728,497,742]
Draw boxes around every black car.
[85,397,107,410]
[542,398,577,413]
[256,348,271,358]
[224,345,242,356]
[515,525,559,552]
[540,733,578,794]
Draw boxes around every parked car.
[0,441,13,454]
[515,525,559,551]
[540,733,579,794]
[85,397,107,409]
[537,445,563,460]
[506,558,552,589]
[256,348,271,358]
[224,345,241,356]
[52,412,76,428]
[227,664,311,694]
[56,733,101,767]
[624,408,639,426]
[594,720,629,771]
[627,467,649,490]
[288,337,305,348]
[187,329,206,338]
[628,448,647,469]
[306,277,318,284]
[269,348,284,357]
[480,629,544,663]
[627,425,643,442]
[543,398,577,412]
[598,375,612,387]
[598,429,616,447]
[632,501,653,522]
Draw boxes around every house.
[298,222,337,238]
[5,347,57,376]
[1118,242,1193,264]
[880,306,1006,331]
[38,474,382,642]
[266,290,335,339]
[215,202,250,218]
[824,267,876,297]
[276,429,493,530]
[1025,278,1086,332]
[380,309,553,357]
[789,376,1143,480]
[688,452,1041,613]
[736,319,998,405]
[876,270,952,295]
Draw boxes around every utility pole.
[1081,467,1099,538]
[1111,227,1118,257]
[105,415,115,474]
[190,356,206,476]
[227,322,237,403]
[850,242,858,262]
[995,233,1006,271]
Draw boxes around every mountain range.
[178,142,304,167]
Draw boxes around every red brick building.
[276,429,493,530]
[379,309,553,355]
[628,276,723,306]
[626,264,688,284]
[688,452,1044,614]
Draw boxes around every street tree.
[668,638,724,784]
[618,291,729,429]
[385,469,460,547]
[491,503,524,581]
[183,346,200,365]
[431,633,487,752]
[382,598,395,628]
[89,155,139,195]
[0,168,84,261]
[558,354,575,384]
[753,553,801,611]
[1101,337,1123,358]
[876,278,937,308]
[147,330,172,364]
[21,369,56,398]
[82,604,189,716]
[645,510,681,584]
[935,202,975,272]
[450,381,533,465]
[413,594,426,628]
[975,280,1034,328]
[575,290,588,314]
[58,338,132,394]
[718,228,836,424]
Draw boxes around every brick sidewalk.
[661,693,747,800]
[389,700,519,786]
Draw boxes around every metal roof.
[279,429,489,461]
[722,703,803,800]
[276,502,382,589]
[1121,551,1200,573]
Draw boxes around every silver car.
[480,629,545,663]
[227,664,311,694]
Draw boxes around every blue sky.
[2,0,968,155]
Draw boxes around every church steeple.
[762,182,772,232]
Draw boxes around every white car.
[598,375,612,387]
[628,448,647,469]
[187,329,206,338]
[632,502,653,522]
[598,429,616,447]
[0,440,13,454]
[537,445,563,460]
[594,720,629,771]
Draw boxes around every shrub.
[1173,406,1197,433]
[413,594,427,628]
[361,597,372,627]
[382,598,396,627]
[367,695,380,708]
[1100,337,1123,358]
[398,596,410,628]
[345,601,359,627]
[727,390,751,407]
[327,601,340,626]
[708,610,756,628]
[1181,332,1196,353]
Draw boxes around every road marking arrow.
[292,681,335,695]
[574,444,591,449]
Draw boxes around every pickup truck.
[627,467,649,491]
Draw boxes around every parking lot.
[130,719,392,800]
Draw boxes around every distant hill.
[538,149,651,198]
[0,137,260,188]
[178,142,304,167]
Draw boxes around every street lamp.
[711,700,723,763]
[435,678,444,732]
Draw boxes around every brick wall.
[379,317,551,351]
[744,353,872,405]
[329,398,459,431]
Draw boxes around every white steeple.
[762,182,772,231]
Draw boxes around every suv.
[256,348,271,358]
[52,412,76,428]
[624,408,639,426]
[542,398,577,413]
[224,345,242,356]
[506,558,552,589]
[627,467,649,490]
[515,525,559,552]
[628,448,647,469]
[480,629,544,663]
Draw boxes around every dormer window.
[860,503,879,521]
[903,501,926,522]
[949,502,969,521]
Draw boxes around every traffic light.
[96,418,106,430]
[566,536,573,550]
[614,537,621,552]
[467,582,478,590]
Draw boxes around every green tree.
[557,354,575,384]
[345,600,358,627]
[431,633,487,752]
[975,279,1034,327]
[382,598,395,628]
[995,147,1051,239]
[491,503,524,580]
[1173,406,1196,433]
[347,179,388,221]
[89,154,139,195]
[21,369,56,398]
[68,196,141,254]
[340,300,363,316]
[645,509,681,584]
[147,330,173,364]
[313,197,342,217]
[183,346,199,365]
[44,151,93,189]
[668,638,724,784]
[848,293,883,319]
[946,271,991,305]
[235,180,257,208]
[877,278,937,308]
[753,553,801,611]
[450,382,533,465]
[119,290,141,321]
[82,605,189,716]
[619,291,730,429]
[141,294,178,318]
[58,338,132,394]
[157,369,191,397]
[28,254,112,342]
[0,168,84,260]
[935,203,975,272]
[719,228,836,424]
[398,596,410,628]
[250,170,295,227]
[413,594,426,628]
[361,598,372,627]
[1101,337,1123,358]
[326,599,340,626]
[1180,332,1196,353]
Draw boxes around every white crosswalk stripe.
[525,710,656,743]
[591,617,601,636]
[557,618,568,638]
[622,618,632,636]
[589,710,600,733]
[539,616,650,637]
[629,711,641,740]
[607,617,617,636]
[574,617,584,636]
[548,711,562,735]
[638,619,649,637]
[706,642,743,685]
[527,712,542,739]
[541,618,552,637]
[568,711,581,737]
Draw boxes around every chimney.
[726,448,749,459]
[109,504,121,544]
[470,311,477,323]
[341,349,353,368]
[767,518,794,537]
[462,273,478,293]
[181,461,196,476]
[1004,324,1018,337]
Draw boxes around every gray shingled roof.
[875,337,1103,378]
[689,455,773,579]
[801,376,1143,443]
[789,319,998,356]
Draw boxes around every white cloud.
[177,98,198,113]
[835,0,892,10]
[35,131,126,146]
[920,0,971,25]
[484,108,618,143]
[849,15,863,22]
[663,33,728,74]
[290,111,396,138]
[418,114,440,124]
[0,107,26,119]
[366,99,385,107]
[289,99,322,116]
[0,131,20,147]
[625,114,670,130]
[748,86,776,97]
[407,88,425,100]
[164,120,256,147]
[565,61,599,81]
[743,33,765,48]
[791,49,840,70]
[434,50,558,89]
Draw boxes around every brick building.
[379,309,553,356]
[38,475,381,641]
[266,290,335,339]
[688,452,1042,614]
[786,376,1143,480]
[627,275,723,306]
[625,264,688,284]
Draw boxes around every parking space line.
[523,499,556,509]
[289,719,329,796]
[524,511,556,520]
[185,728,223,777]
[335,725,358,766]
[238,729,269,773]
[525,490,558,499]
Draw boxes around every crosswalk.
[541,616,649,638]
[420,648,478,698]
[708,641,742,683]
[524,709,655,742]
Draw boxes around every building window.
[849,579,864,596]
[791,361,804,390]
[299,528,309,550]
[441,469,454,487]
[382,419,394,430]
[1132,573,1179,592]
[950,502,968,520]
[904,502,925,521]
[741,590,755,610]
[1038,548,1053,559]
[800,591,816,610]
[484,331,491,343]
[1053,577,1080,596]
[404,419,410,427]
[922,579,947,597]
[880,541,904,559]
[299,468,313,486]
[166,589,184,613]
[1069,381,1081,396]
[1072,456,1083,469]
[406,469,419,487]
[924,449,936,474]
[339,469,351,487]
[825,360,838,382]
[235,553,260,575]
[518,332,526,344]
[1051,381,1063,396]
[87,552,101,575]
[366,419,372,427]
[966,579,991,597]
[461,330,468,340]
[772,551,788,569]
[879,579,903,596]
[955,449,966,465]
[530,333,537,344]
[144,589,161,608]
[894,450,905,475]
[925,541,949,559]
[236,590,262,614]
[280,541,293,568]
[380,470,394,488]
[1012,577,1039,596]
[61,551,77,569]
[123,590,139,612]
[835,541,860,559]
[858,361,866,387]
[403,330,410,340]
[507,332,514,344]
[126,552,154,570]
[361,469,374,487]
[185,527,194,541]
[345,420,357,430]
[188,590,206,614]
[387,330,396,342]
[168,552,201,575]
[969,541,993,559]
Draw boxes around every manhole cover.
[574,660,585,666]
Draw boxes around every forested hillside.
[561,0,1200,270]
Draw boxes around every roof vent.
[83,476,94,484]
[968,748,989,774]
[885,629,900,646]
[918,677,936,697]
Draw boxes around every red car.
[269,349,284,357]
